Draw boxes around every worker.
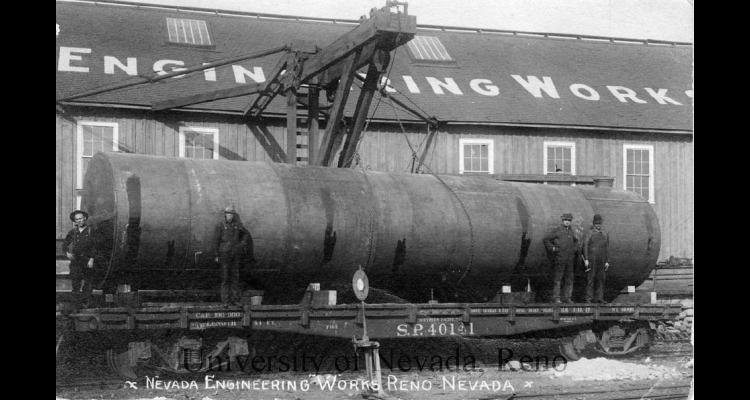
[214,205,250,304]
[543,213,579,303]
[63,210,95,295]
[582,214,610,303]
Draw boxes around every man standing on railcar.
[543,213,579,303]
[214,205,250,304]
[64,210,95,295]
[583,214,610,303]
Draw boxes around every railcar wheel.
[560,325,652,360]
[105,335,251,378]
[106,348,139,380]
[592,326,651,357]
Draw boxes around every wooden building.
[56,0,693,260]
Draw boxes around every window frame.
[458,138,494,174]
[543,141,577,176]
[405,35,456,65]
[165,17,214,48]
[622,144,655,203]
[179,126,220,160]
[76,121,119,190]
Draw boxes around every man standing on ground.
[63,210,95,295]
[583,214,610,303]
[214,205,250,304]
[543,213,579,303]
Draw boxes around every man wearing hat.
[543,213,579,303]
[582,214,610,303]
[63,210,95,294]
[214,205,250,304]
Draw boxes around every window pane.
[429,36,448,60]
[167,18,211,46]
[167,18,177,42]
[205,134,214,150]
[83,125,93,142]
[195,21,204,45]
[481,158,488,172]
[480,144,488,158]
[178,19,186,43]
[199,21,210,45]
[420,37,439,60]
[103,128,114,151]
[83,139,92,157]
[626,175,634,189]
[188,20,197,44]
[82,158,91,177]
[183,131,216,159]
[563,160,571,173]
[407,41,424,60]
[471,158,478,171]
[406,36,452,62]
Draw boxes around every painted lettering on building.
[56,46,693,105]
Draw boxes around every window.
[179,127,219,160]
[77,122,118,190]
[166,18,212,46]
[623,144,655,203]
[459,139,494,174]
[406,36,454,62]
[543,141,576,175]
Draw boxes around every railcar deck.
[65,302,681,338]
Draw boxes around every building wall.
[56,107,693,260]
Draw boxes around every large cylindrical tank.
[82,152,659,302]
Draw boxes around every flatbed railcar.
[56,294,684,378]
[56,152,684,378]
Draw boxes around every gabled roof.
[56,0,693,133]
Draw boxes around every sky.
[125,0,693,43]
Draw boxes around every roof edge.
[56,0,693,47]
[57,101,694,135]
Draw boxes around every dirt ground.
[56,355,693,400]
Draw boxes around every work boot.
[563,299,573,304]
[552,299,562,304]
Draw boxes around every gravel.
[546,357,683,381]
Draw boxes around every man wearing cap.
[582,214,610,303]
[543,213,579,303]
[214,206,250,304]
[63,210,95,294]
